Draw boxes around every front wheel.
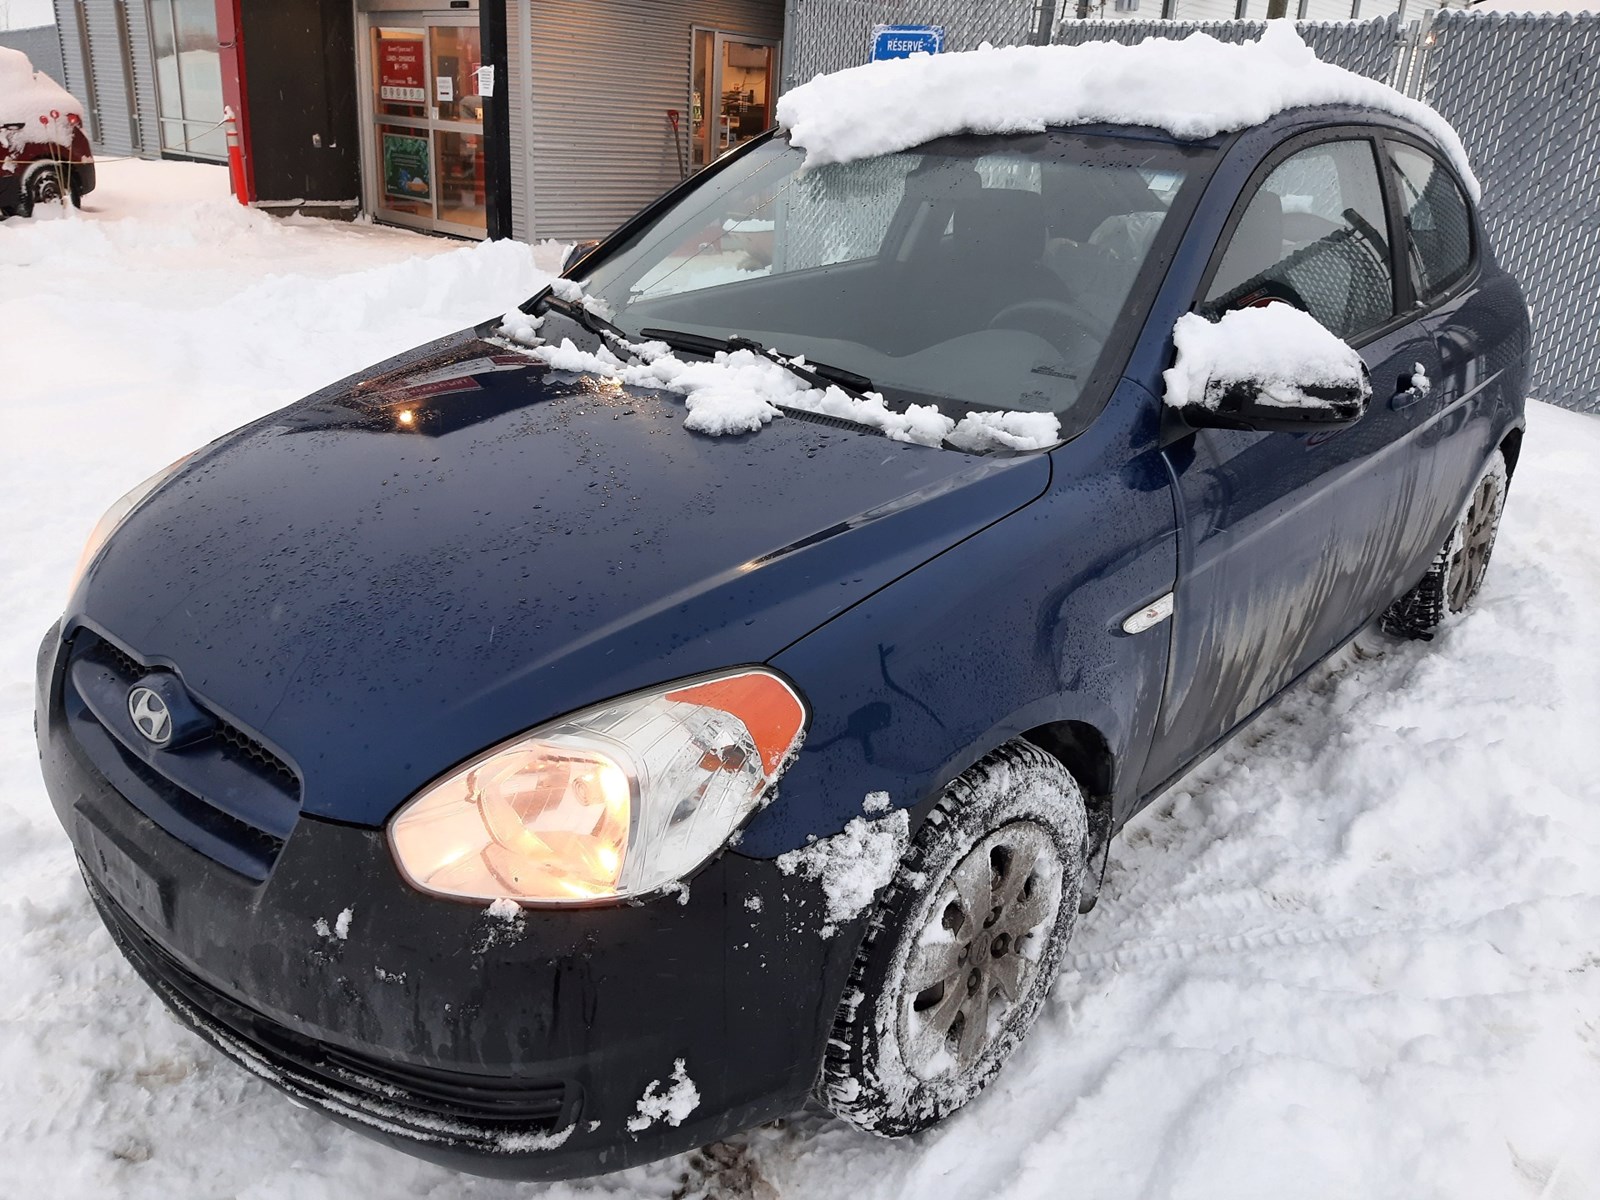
[1382,449,1509,640]
[816,740,1088,1136]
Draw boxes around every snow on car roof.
[0,45,84,146]
[776,22,1480,199]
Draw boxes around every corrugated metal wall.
[123,0,156,153]
[49,0,158,158]
[54,0,95,138]
[507,0,533,238]
[527,0,784,241]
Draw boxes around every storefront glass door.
[690,30,779,172]
[366,13,486,237]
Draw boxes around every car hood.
[76,330,1049,826]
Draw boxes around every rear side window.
[1389,143,1474,303]
[1204,138,1395,341]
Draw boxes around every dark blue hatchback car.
[36,97,1527,1179]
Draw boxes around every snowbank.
[777,23,1480,200]
[0,46,83,148]
[1163,305,1367,412]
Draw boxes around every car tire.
[1381,449,1509,640]
[17,165,65,218]
[816,739,1088,1137]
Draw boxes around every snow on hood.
[776,22,1480,200]
[496,296,1061,452]
[0,46,84,149]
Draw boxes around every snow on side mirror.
[1163,305,1371,433]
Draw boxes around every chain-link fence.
[1051,14,1400,78]
[781,0,1045,89]
[1410,11,1600,413]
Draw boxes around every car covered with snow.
[35,26,1527,1181]
[0,46,94,217]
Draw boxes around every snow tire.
[1381,449,1508,641]
[816,740,1088,1137]
[17,165,65,219]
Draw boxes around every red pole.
[224,106,247,206]
[215,0,254,203]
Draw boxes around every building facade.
[52,0,791,238]
[48,0,1463,242]
[52,0,226,162]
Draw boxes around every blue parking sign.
[871,24,945,62]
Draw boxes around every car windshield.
[574,130,1214,435]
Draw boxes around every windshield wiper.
[534,290,629,344]
[638,327,876,400]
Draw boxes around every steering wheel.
[987,298,1101,360]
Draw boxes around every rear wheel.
[816,740,1087,1136]
[17,165,65,218]
[1381,449,1508,640]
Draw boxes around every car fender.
[742,378,1179,860]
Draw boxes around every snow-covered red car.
[37,27,1526,1181]
[0,46,94,218]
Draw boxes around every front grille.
[88,874,574,1147]
[212,721,298,791]
[97,638,144,681]
[62,629,302,880]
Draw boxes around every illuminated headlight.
[67,453,193,604]
[388,669,808,905]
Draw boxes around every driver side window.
[1204,138,1396,342]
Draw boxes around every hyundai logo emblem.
[127,686,173,746]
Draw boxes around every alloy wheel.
[896,821,1062,1081]
[1447,468,1505,611]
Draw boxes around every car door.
[1382,136,1496,540]
[1138,129,1445,796]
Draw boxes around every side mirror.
[1164,306,1371,434]
[1187,373,1370,432]
[562,239,602,274]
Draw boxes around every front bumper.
[36,622,851,1180]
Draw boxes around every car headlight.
[388,668,808,906]
[67,453,193,603]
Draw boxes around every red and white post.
[223,106,248,207]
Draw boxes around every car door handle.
[1390,362,1432,411]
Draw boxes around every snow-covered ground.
[4,161,1600,1200]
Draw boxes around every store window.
[690,30,779,171]
[367,19,485,237]
[149,0,225,160]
